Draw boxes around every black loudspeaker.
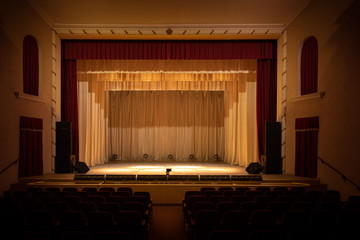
[265,122,282,174]
[55,155,73,173]
[55,121,73,173]
[56,121,71,156]
[74,162,90,173]
[246,162,264,174]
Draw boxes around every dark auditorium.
[1,0,360,239]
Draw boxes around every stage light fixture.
[112,154,118,160]
[189,154,195,159]
[214,154,219,160]
[143,153,148,159]
[168,154,173,160]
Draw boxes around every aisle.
[148,205,188,240]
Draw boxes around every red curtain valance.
[20,116,43,130]
[295,116,319,131]
[62,40,277,60]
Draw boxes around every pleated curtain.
[77,59,258,167]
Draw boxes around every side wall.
[286,0,360,199]
[0,0,53,195]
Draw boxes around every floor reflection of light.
[202,168,231,172]
[130,166,161,169]
[130,166,202,169]
[100,168,133,173]
[89,162,246,175]
[138,168,168,172]
[171,168,197,172]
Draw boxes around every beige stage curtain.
[77,60,258,167]
[108,91,224,162]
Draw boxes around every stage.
[15,160,325,204]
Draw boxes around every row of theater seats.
[182,186,360,240]
[0,187,152,240]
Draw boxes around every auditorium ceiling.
[26,0,312,39]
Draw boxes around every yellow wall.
[0,0,53,194]
[286,0,360,199]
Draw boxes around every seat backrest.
[75,201,97,215]
[59,210,87,226]
[309,209,338,226]
[190,202,215,216]
[133,191,151,200]
[249,210,277,226]
[87,211,115,227]
[216,201,241,213]
[117,187,133,195]
[98,202,121,213]
[281,209,310,226]
[195,210,221,227]
[26,210,55,226]
[116,210,143,226]
[222,210,249,227]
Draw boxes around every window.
[300,36,318,95]
[23,35,39,96]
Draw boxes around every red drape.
[295,116,319,178]
[61,40,277,162]
[301,36,318,95]
[256,59,278,158]
[61,40,277,60]
[61,60,79,163]
[23,35,39,96]
[19,116,43,177]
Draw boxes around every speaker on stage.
[246,162,264,174]
[55,155,73,173]
[74,161,90,173]
[264,122,282,174]
[55,121,73,173]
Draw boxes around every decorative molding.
[14,92,47,103]
[290,91,325,103]
[281,30,288,172]
[53,24,285,39]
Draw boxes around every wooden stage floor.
[16,160,325,204]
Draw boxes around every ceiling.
[27,0,312,39]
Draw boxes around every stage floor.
[16,161,325,204]
[88,160,248,175]
[19,160,322,185]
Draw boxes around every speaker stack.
[55,121,73,173]
[264,122,282,174]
